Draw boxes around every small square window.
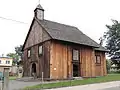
[39,45,43,55]
[73,49,79,60]
[95,55,101,64]
[28,49,31,58]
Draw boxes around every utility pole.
[2,68,9,90]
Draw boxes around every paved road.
[101,86,120,90]
[0,80,42,90]
[0,80,65,90]
[46,81,120,90]
[0,80,120,90]
[47,86,120,90]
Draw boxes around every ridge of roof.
[42,19,78,29]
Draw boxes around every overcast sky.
[0,0,120,56]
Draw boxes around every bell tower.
[34,4,44,20]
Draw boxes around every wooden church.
[22,4,107,80]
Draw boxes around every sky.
[0,0,120,56]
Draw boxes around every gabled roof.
[38,19,100,47]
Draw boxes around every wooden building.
[22,4,107,80]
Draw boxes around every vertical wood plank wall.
[50,41,68,79]
[23,41,50,78]
[50,40,107,79]
[81,47,95,77]
[23,40,106,79]
[95,51,107,76]
[23,19,106,79]
[24,20,51,50]
[50,40,106,79]
[23,50,29,76]
[103,52,107,76]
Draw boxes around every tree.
[15,45,23,60]
[106,59,111,73]
[104,19,120,69]
[7,45,23,65]
[7,53,19,65]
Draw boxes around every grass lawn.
[23,74,120,90]
[9,76,17,80]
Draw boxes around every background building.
[0,57,13,72]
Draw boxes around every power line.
[0,16,28,24]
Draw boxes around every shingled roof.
[38,19,100,47]
[34,4,44,11]
[95,45,108,52]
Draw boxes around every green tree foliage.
[7,45,23,65]
[104,20,120,69]
[15,45,23,59]
[106,60,111,73]
[7,53,18,65]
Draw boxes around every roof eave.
[53,39,99,48]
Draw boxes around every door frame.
[72,62,80,77]
[72,48,81,77]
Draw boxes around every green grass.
[23,74,120,90]
[9,76,17,80]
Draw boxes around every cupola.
[34,4,44,20]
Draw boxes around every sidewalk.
[46,81,120,90]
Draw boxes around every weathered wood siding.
[23,49,30,76]
[80,47,96,77]
[24,39,106,79]
[23,19,52,78]
[24,19,51,49]
[23,20,107,79]
[23,41,50,78]
[50,40,102,79]
[95,51,107,76]
[50,41,68,79]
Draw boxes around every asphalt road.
[101,86,120,90]
[0,80,42,90]
[0,80,120,90]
